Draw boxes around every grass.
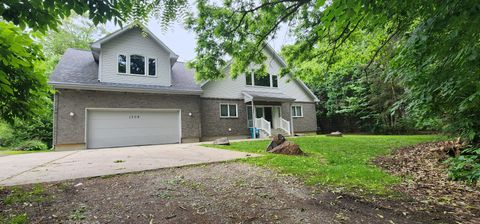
[3,184,47,205]
[0,146,50,156]
[207,134,446,194]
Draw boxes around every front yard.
[4,134,478,223]
[209,135,445,194]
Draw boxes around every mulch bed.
[374,140,480,223]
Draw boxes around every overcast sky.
[106,16,295,62]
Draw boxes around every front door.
[264,107,273,127]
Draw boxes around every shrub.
[16,140,49,151]
[0,121,15,146]
[445,148,480,184]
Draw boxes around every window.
[130,55,145,75]
[292,106,303,117]
[272,75,278,87]
[220,103,238,118]
[246,72,277,87]
[148,58,156,76]
[246,73,252,85]
[118,55,127,73]
[254,74,270,87]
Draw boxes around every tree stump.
[266,134,286,151]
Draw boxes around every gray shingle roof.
[49,48,202,94]
[242,90,295,102]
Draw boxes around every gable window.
[148,58,156,76]
[254,74,270,87]
[118,55,127,73]
[220,103,238,118]
[246,72,278,88]
[291,105,303,117]
[272,75,278,87]
[246,73,252,85]
[130,54,145,75]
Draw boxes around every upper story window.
[246,72,278,88]
[130,55,145,75]
[118,55,127,73]
[148,58,156,76]
[117,54,157,77]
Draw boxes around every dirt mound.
[374,141,480,222]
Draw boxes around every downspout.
[290,102,295,136]
[252,100,256,139]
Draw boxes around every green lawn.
[208,135,446,194]
[0,147,50,156]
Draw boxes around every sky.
[106,16,295,62]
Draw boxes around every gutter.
[49,82,203,95]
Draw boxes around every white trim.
[50,82,203,95]
[99,50,103,81]
[291,105,303,117]
[84,108,182,149]
[219,103,238,118]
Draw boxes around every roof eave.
[49,82,203,95]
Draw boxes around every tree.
[0,22,50,123]
[42,13,108,74]
[187,0,480,141]
[0,0,188,122]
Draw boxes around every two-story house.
[49,25,319,150]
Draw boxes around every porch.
[243,91,295,138]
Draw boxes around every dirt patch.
[374,141,480,223]
[1,162,458,223]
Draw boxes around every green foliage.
[4,185,46,205]
[0,21,51,123]
[16,140,49,151]
[188,0,479,142]
[0,213,28,224]
[42,13,108,73]
[0,121,14,146]
[208,135,444,194]
[1,0,188,32]
[445,148,480,184]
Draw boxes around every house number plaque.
[129,115,140,119]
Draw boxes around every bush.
[445,148,480,184]
[0,121,15,146]
[16,140,49,151]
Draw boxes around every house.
[49,25,319,150]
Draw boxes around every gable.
[98,28,172,86]
[201,46,319,103]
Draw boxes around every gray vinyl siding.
[99,28,171,86]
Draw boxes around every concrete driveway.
[0,143,257,186]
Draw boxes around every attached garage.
[86,109,181,149]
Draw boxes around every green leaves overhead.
[0,21,50,123]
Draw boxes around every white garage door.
[86,109,181,149]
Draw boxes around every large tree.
[187,0,480,141]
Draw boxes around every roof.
[49,48,202,95]
[242,91,295,103]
